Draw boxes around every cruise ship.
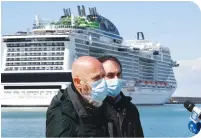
[1,6,179,106]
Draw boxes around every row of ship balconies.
[5,61,64,66]
[6,57,64,61]
[4,66,63,71]
[6,42,65,47]
[7,47,65,52]
[7,52,64,57]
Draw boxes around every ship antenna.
[35,15,40,26]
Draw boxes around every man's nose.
[114,75,119,79]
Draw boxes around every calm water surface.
[1,104,198,137]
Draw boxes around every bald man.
[46,56,109,137]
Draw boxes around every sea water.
[1,104,197,137]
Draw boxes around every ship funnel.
[88,7,98,16]
[82,5,86,16]
[77,5,81,16]
[94,7,98,15]
[68,8,71,16]
[77,5,86,17]
[89,8,92,15]
[137,32,145,40]
[63,8,71,17]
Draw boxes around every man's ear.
[73,77,81,89]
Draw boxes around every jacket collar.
[65,83,95,118]
[105,92,132,107]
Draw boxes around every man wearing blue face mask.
[98,55,144,137]
[46,56,110,137]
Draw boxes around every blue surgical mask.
[82,78,108,107]
[106,79,123,97]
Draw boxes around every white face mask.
[106,78,123,97]
[82,78,108,107]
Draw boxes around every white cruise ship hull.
[1,97,54,107]
[123,88,175,105]
[1,88,175,106]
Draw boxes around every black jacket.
[104,92,144,137]
[46,84,109,137]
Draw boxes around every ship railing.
[32,25,86,30]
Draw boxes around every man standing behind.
[46,56,109,137]
[98,55,144,137]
